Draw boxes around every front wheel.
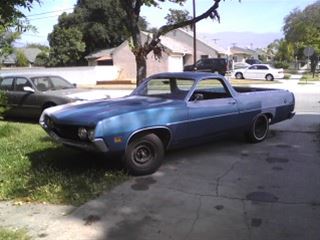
[123,133,164,175]
[246,114,269,143]
[235,72,243,79]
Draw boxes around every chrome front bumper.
[40,121,109,153]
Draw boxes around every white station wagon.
[234,64,284,81]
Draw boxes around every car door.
[244,65,259,79]
[256,65,269,79]
[196,59,211,72]
[12,77,40,117]
[179,78,239,141]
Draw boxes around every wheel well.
[42,102,56,111]
[263,113,273,122]
[128,128,172,149]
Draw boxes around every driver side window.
[190,79,231,101]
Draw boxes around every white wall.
[0,66,120,85]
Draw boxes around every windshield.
[30,76,75,91]
[133,78,194,100]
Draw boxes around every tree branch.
[144,0,222,54]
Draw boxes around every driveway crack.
[184,197,202,240]
[215,160,240,196]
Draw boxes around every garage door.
[168,55,183,72]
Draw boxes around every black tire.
[123,133,164,175]
[235,72,243,79]
[265,74,274,81]
[246,114,269,143]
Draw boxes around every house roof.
[1,48,41,65]
[158,35,193,55]
[178,29,227,55]
[85,48,117,60]
[230,46,257,56]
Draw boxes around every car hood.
[45,96,183,125]
[45,88,111,100]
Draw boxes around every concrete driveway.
[1,83,319,240]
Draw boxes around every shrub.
[274,61,290,69]
[0,90,8,118]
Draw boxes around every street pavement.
[0,80,319,240]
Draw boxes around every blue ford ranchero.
[40,72,295,175]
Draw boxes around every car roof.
[0,73,61,78]
[148,71,223,80]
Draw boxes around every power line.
[28,14,61,21]
[26,8,74,17]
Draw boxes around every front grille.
[52,124,79,140]
[44,116,79,140]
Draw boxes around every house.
[229,46,259,62]
[1,48,42,67]
[85,29,227,81]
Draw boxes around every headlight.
[78,127,95,141]
[78,127,88,140]
[87,129,95,142]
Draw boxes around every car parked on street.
[183,58,229,75]
[234,64,284,81]
[0,74,110,119]
[245,59,262,65]
[40,72,295,175]
[233,62,250,69]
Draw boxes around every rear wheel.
[123,133,164,175]
[265,74,274,81]
[246,114,269,143]
[235,72,243,79]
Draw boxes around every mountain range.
[198,32,283,50]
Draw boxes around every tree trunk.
[135,53,147,86]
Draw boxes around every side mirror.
[23,86,35,93]
[73,83,77,88]
[193,93,204,102]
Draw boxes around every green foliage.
[0,90,8,118]
[34,52,49,66]
[50,0,138,61]
[0,121,128,206]
[274,61,290,69]
[0,0,40,29]
[15,50,29,67]
[0,227,30,240]
[283,1,320,75]
[0,28,20,61]
[274,39,294,63]
[165,9,192,26]
[48,27,85,66]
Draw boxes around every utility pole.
[193,0,197,65]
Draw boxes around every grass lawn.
[230,78,280,85]
[0,227,30,240]
[300,73,320,83]
[0,120,128,206]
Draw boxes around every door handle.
[228,100,236,105]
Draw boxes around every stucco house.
[85,29,227,81]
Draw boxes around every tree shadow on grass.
[20,146,128,206]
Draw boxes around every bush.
[0,90,8,118]
[274,61,290,69]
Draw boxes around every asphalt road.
[0,84,319,240]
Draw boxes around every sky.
[16,0,317,48]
